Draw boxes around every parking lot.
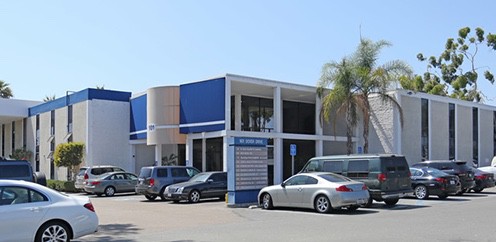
[75,187,496,242]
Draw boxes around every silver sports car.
[258,172,369,213]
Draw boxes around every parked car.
[0,179,98,242]
[136,166,200,201]
[258,172,369,213]
[75,165,125,191]
[299,154,412,206]
[412,160,475,194]
[468,167,495,193]
[84,171,138,197]
[409,167,461,199]
[0,159,46,186]
[164,171,227,203]
[478,158,496,183]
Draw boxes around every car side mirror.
[281,182,286,188]
[207,179,214,183]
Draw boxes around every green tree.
[9,147,33,160]
[54,142,85,180]
[353,39,412,153]
[318,57,358,155]
[96,85,105,89]
[319,39,411,154]
[416,27,496,102]
[0,80,14,98]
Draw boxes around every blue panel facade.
[29,89,131,116]
[130,94,147,140]
[180,78,226,133]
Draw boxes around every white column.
[273,87,283,184]
[202,138,206,171]
[223,136,228,172]
[185,138,193,167]
[235,95,242,131]
[155,145,162,166]
[315,93,323,156]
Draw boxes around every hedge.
[47,180,77,193]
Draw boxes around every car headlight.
[176,187,184,193]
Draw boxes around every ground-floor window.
[282,139,315,180]
[206,138,223,171]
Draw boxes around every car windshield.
[318,173,350,182]
[189,173,211,182]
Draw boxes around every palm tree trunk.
[346,111,354,155]
[363,100,370,154]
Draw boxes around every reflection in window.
[241,96,274,132]
[421,99,429,160]
[283,101,315,134]
[449,103,455,160]
[473,107,478,165]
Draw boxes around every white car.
[0,180,99,242]
[258,172,370,213]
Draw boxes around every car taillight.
[84,203,95,212]
[435,177,446,183]
[149,178,155,186]
[84,173,88,180]
[362,184,368,190]
[90,181,101,185]
[476,175,487,180]
[336,185,352,192]
[377,173,387,182]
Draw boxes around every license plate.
[357,198,366,204]
[450,180,455,185]
[167,193,172,197]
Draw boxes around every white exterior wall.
[430,100,449,160]
[38,111,51,177]
[479,109,494,166]
[456,105,472,163]
[86,99,131,171]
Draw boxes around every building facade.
[1,74,495,184]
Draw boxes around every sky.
[1,1,495,105]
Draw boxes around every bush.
[47,180,77,193]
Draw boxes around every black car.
[409,167,461,199]
[469,167,495,193]
[163,171,227,203]
[412,160,475,194]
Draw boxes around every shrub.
[47,180,77,193]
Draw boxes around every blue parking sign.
[290,144,297,156]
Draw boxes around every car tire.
[34,172,47,186]
[437,194,448,199]
[261,193,273,210]
[188,190,201,203]
[145,194,157,201]
[414,185,429,200]
[314,195,332,213]
[384,198,399,206]
[159,187,168,201]
[104,186,116,197]
[472,188,483,193]
[35,221,71,242]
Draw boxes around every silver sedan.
[258,172,369,213]
[84,172,138,197]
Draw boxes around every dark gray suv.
[135,166,200,201]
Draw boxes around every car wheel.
[314,195,332,213]
[414,185,429,200]
[145,194,157,201]
[472,188,483,193]
[261,193,273,210]
[104,186,116,197]
[35,221,71,242]
[159,187,167,201]
[384,198,399,206]
[437,194,448,199]
[189,190,201,203]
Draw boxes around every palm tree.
[318,57,360,155]
[43,95,56,102]
[353,38,412,153]
[0,80,13,98]
[318,39,412,154]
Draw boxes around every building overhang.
[0,98,41,125]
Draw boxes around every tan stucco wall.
[400,95,422,164]
[430,100,449,159]
[456,105,472,163]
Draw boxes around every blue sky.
[1,1,495,105]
